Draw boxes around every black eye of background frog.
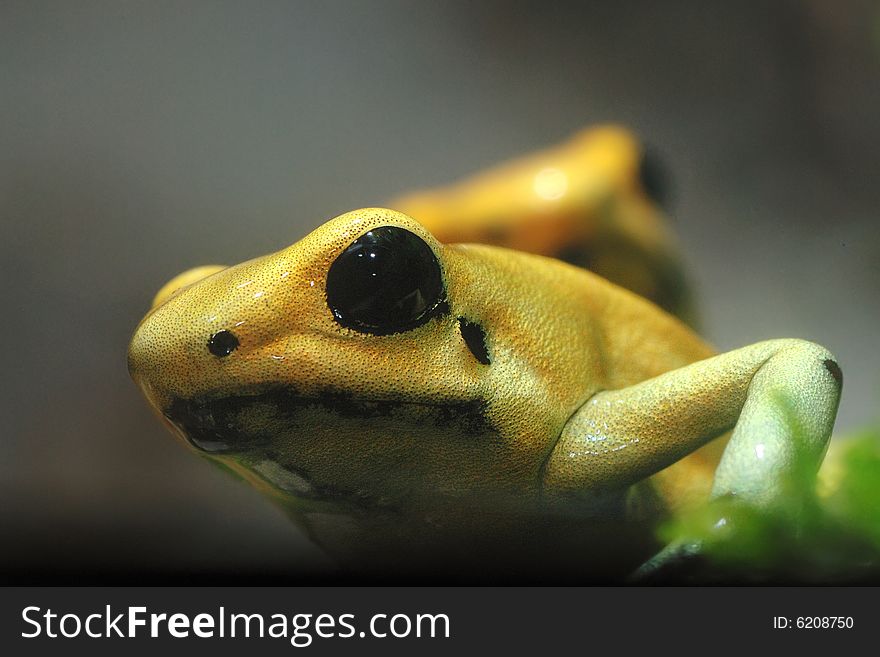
[207,329,239,357]
[638,146,673,211]
[326,226,447,335]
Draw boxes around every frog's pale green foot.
[544,339,842,578]
[709,342,841,508]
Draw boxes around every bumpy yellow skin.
[130,207,841,578]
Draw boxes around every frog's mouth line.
[163,384,492,454]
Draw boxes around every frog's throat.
[162,384,493,455]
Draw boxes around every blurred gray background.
[2,0,879,580]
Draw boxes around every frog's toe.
[630,540,708,583]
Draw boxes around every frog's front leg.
[543,339,842,576]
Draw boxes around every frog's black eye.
[638,147,672,211]
[207,330,239,357]
[326,226,446,335]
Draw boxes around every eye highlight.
[325,226,446,335]
[207,330,239,357]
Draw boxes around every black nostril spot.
[208,330,239,357]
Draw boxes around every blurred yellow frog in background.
[391,125,695,326]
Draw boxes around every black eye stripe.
[326,226,447,335]
[207,330,239,357]
[458,318,490,365]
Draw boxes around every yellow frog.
[128,203,841,579]
[391,125,696,325]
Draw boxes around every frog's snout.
[129,264,232,392]
[151,265,228,309]
[127,309,172,410]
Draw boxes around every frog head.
[128,209,605,525]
